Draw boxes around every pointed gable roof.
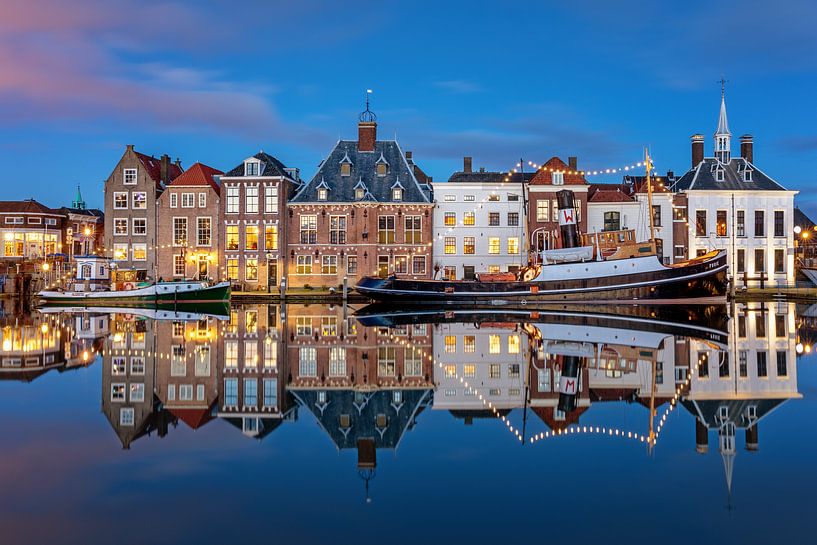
[223,151,293,179]
[291,140,432,203]
[715,94,731,136]
[529,157,589,186]
[673,158,788,192]
[167,162,223,195]
[0,199,61,215]
[134,152,183,188]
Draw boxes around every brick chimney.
[126,144,135,152]
[745,424,759,452]
[405,150,413,164]
[463,156,472,173]
[174,157,182,168]
[358,121,376,152]
[568,156,578,171]
[160,154,171,183]
[740,134,754,163]
[691,134,704,168]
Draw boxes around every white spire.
[714,79,731,162]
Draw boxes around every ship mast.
[645,148,657,253]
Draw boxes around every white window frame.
[198,193,207,208]
[113,218,128,236]
[131,243,147,262]
[226,186,239,214]
[170,193,178,208]
[132,191,147,210]
[132,218,146,236]
[123,168,137,185]
[113,192,128,210]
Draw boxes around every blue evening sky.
[1,0,815,216]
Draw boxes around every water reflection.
[3,300,809,505]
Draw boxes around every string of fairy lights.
[15,311,700,449]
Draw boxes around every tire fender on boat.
[123,282,135,290]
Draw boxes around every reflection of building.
[101,313,171,448]
[217,304,293,438]
[287,304,433,498]
[432,157,527,279]
[156,162,224,282]
[155,317,220,431]
[0,314,69,382]
[432,321,528,416]
[683,302,801,497]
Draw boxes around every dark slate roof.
[447,171,532,183]
[672,157,787,192]
[795,207,816,230]
[291,389,431,450]
[0,199,62,215]
[60,207,104,217]
[224,151,292,178]
[682,398,789,429]
[291,140,432,203]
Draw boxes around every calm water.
[1,300,816,544]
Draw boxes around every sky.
[1,0,815,216]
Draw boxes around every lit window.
[444,364,456,377]
[489,335,501,354]
[464,364,476,377]
[132,192,147,209]
[226,226,239,251]
[463,211,475,226]
[377,163,387,176]
[444,212,456,226]
[318,188,328,201]
[245,258,258,281]
[488,237,500,254]
[489,364,501,378]
[445,336,456,353]
[444,237,456,254]
[507,237,519,255]
[296,255,312,274]
[131,244,146,261]
[463,336,475,353]
[392,188,403,201]
[508,335,520,354]
[113,192,128,209]
[463,237,475,254]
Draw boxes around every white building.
[432,321,529,412]
[431,158,527,279]
[585,177,677,264]
[673,90,798,286]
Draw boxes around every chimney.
[667,170,674,180]
[174,157,182,168]
[160,154,170,183]
[126,144,135,152]
[358,121,377,152]
[740,134,754,163]
[568,156,578,172]
[479,167,485,173]
[691,134,704,168]
[695,418,709,454]
[745,425,759,451]
[463,156,472,173]
[405,150,413,164]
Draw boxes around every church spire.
[714,78,731,163]
[72,184,86,209]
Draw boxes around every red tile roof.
[167,162,223,195]
[0,199,61,215]
[529,157,589,186]
[170,407,214,430]
[135,152,184,188]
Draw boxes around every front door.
[463,266,475,280]
[378,256,390,278]
[197,256,208,280]
[268,261,277,288]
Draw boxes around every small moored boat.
[37,255,230,306]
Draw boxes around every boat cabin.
[74,256,111,292]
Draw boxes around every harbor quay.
[1,89,816,302]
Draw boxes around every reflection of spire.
[719,421,736,508]
[359,467,376,504]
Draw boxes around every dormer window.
[341,163,351,176]
[375,153,389,177]
[245,161,260,176]
[392,188,403,201]
[551,172,565,185]
[355,188,365,200]
[715,168,725,182]
[744,169,752,182]
[318,188,328,201]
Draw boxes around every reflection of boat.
[37,303,229,321]
[356,304,729,345]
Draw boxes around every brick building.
[60,185,104,259]
[527,157,589,256]
[103,145,183,280]
[287,107,434,289]
[219,152,299,292]
[156,162,223,281]
[0,199,65,262]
